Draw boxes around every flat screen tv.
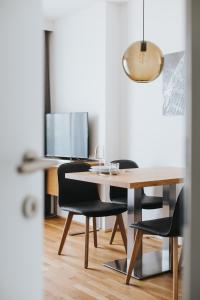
[46,112,89,159]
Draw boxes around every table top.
[65,167,184,189]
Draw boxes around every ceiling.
[43,0,128,21]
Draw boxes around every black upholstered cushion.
[112,194,163,209]
[58,162,127,218]
[110,195,163,209]
[58,162,100,207]
[130,189,184,237]
[130,217,173,237]
[141,195,163,209]
[61,201,127,217]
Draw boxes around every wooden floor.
[44,217,182,300]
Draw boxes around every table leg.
[163,184,177,270]
[103,188,143,278]
[127,188,143,278]
[104,184,177,279]
[128,184,177,279]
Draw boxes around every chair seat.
[110,197,127,205]
[61,201,127,217]
[110,195,163,209]
[142,195,163,209]
[130,217,181,237]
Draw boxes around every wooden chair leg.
[173,237,179,300]
[93,217,98,248]
[58,212,74,255]
[85,216,90,269]
[178,247,183,271]
[126,230,143,285]
[170,237,174,271]
[117,214,127,253]
[109,217,119,245]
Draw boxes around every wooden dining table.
[65,166,184,279]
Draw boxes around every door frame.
[184,0,200,298]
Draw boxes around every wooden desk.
[65,167,184,279]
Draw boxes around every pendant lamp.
[122,0,164,83]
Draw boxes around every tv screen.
[46,112,89,159]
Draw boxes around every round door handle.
[22,195,38,218]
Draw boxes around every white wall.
[105,0,185,225]
[121,0,185,168]
[105,3,125,162]
[120,0,185,200]
[50,2,107,158]
[49,2,108,223]
[43,19,54,31]
[49,0,185,226]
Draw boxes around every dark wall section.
[44,31,56,217]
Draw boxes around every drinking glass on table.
[109,163,120,175]
[94,145,105,166]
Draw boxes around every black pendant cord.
[141,0,146,51]
[143,0,145,42]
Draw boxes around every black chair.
[109,160,163,245]
[126,189,184,300]
[57,162,127,268]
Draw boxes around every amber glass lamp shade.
[122,41,164,83]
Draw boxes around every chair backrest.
[57,162,100,207]
[110,160,144,202]
[168,188,184,236]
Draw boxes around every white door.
[0,1,43,299]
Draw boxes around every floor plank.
[43,217,182,300]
